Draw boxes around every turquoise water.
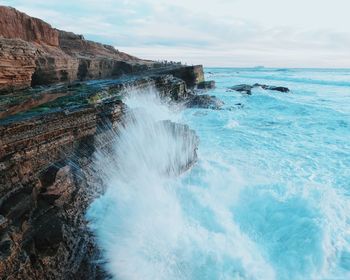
[87,68,350,280]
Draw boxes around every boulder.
[186,94,224,109]
[229,83,290,95]
[160,65,205,88]
[197,80,216,90]
[253,83,290,92]
[228,84,254,95]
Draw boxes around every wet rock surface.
[228,83,290,95]
[196,80,216,90]
[228,84,254,95]
[0,74,190,120]
[159,65,204,88]
[186,94,224,109]
[254,83,290,92]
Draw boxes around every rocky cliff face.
[0,6,154,93]
[0,5,205,94]
[0,101,123,279]
[0,6,59,46]
[0,74,200,279]
[0,38,37,92]
[0,5,209,279]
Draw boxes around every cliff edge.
[0,6,165,93]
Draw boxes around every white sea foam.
[87,88,275,280]
[225,119,240,129]
[87,68,350,280]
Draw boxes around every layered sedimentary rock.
[0,38,37,92]
[0,101,124,279]
[0,6,59,46]
[0,6,153,93]
[164,65,205,87]
[0,73,219,120]
[0,5,211,279]
[0,5,205,94]
[0,74,200,279]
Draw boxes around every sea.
[86,68,350,280]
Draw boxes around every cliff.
[0,6,59,46]
[0,6,210,279]
[0,6,156,93]
[0,75,201,279]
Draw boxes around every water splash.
[86,88,198,279]
[87,67,350,280]
[87,88,275,280]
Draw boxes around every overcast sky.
[2,0,350,67]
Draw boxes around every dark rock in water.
[229,83,290,94]
[228,84,253,95]
[197,80,216,90]
[186,94,224,109]
[253,83,290,92]
[235,103,244,108]
[266,86,289,92]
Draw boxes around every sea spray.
[86,88,199,278]
[86,72,350,279]
[86,87,275,279]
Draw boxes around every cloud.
[2,0,350,67]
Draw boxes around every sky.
[1,0,350,67]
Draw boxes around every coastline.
[0,6,210,278]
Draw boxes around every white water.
[87,68,350,280]
[87,88,274,279]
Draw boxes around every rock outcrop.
[197,80,216,90]
[186,94,224,109]
[0,5,205,94]
[0,6,154,93]
[163,65,205,87]
[0,38,37,92]
[229,84,254,95]
[0,73,200,279]
[0,6,209,279]
[255,84,290,93]
[0,6,59,46]
[0,108,120,279]
[228,83,290,95]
